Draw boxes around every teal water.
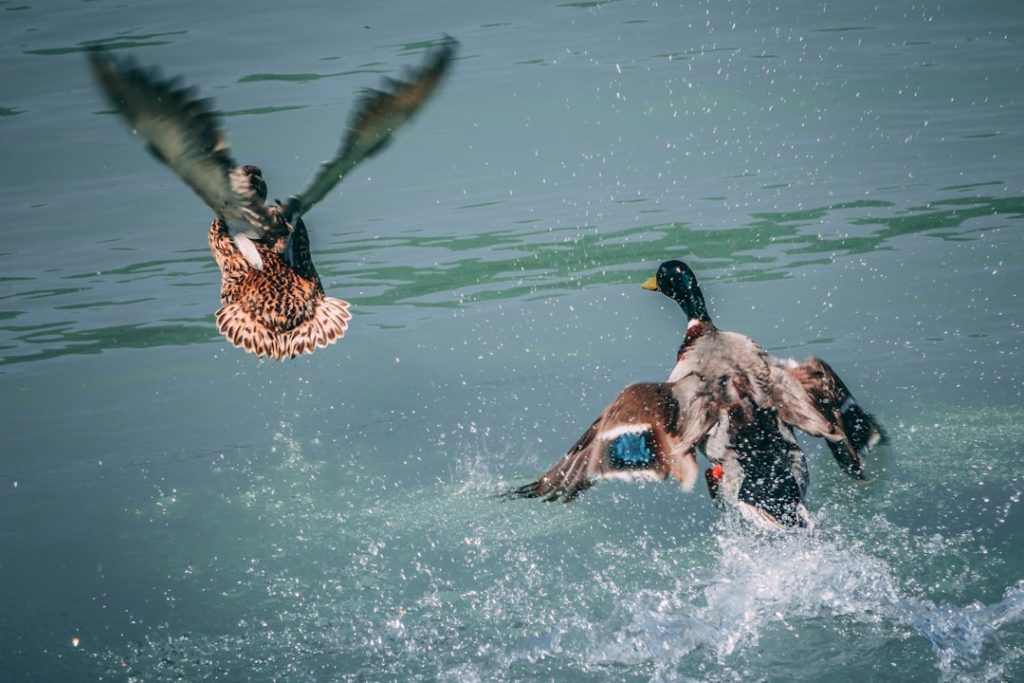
[2,1,1023,681]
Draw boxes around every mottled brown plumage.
[208,207,351,359]
[89,37,457,359]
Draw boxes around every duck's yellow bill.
[641,276,659,291]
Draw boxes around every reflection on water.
[1,193,1017,366]
[237,70,385,85]
[221,105,307,118]
[2,321,216,367]
[24,32,189,56]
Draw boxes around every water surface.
[2,1,1023,681]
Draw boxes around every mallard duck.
[89,37,457,360]
[508,260,885,529]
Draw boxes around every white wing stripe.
[598,423,653,441]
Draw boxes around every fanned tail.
[216,296,351,360]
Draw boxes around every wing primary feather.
[556,449,596,501]
[88,49,276,235]
[285,35,458,222]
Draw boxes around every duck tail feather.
[215,296,351,360]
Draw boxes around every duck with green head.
[509,260,885,529]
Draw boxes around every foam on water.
[93,421,1024,682]
[594,519,1024,681]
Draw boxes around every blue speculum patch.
[608,431,656,469]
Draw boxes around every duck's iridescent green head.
[642,260,711,323]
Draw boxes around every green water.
[1,1,1022,681]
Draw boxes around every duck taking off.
[89,37,457,360]
[508,260,885,529]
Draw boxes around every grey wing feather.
[284,36,458,221]
[770,357,885,478]
[88,51,275,237]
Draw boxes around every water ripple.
[1,193,1019,367]
[23,31,187,56]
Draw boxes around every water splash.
[597,519,1024,681]
[91,430,1024,682]
[906,581,1024,678]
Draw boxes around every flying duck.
[508,260,885,529]
[89,37,457,360]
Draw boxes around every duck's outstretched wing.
[506,380,713,502]
[88,51,276,238]
[770,357,885,479]
[284,36,458,222]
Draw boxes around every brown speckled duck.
[508,260,885,529]
[89,37,457,360]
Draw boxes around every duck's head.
[241,164,268,201]
[642,260,711,323]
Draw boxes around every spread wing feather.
[506,380,711,502]
[285,36,458,221]
[88,51,275,237]
[771,357,886,478]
